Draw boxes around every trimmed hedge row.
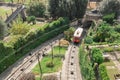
[99,64,110,80]
[91,48,104,65]
[0,25,69,74]
[0,41,14,61]
[79,44,95,80]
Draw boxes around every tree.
[99,64,110,80]
[27,1,46,17]
[64,27,75,41]
[103,13,115,24]
[79,45,95,80]
[74,0,88,18]
[0,19,7,39]
[27,16,36,24]
[49,0,60,19]
[99,0,120,18]
[93,22,114,42]
[85,36,93,44]
[0,41,14,56]
[49,0,88,19]
[9,17,29,35]
[115,24,120,33]
[91,48,104,65]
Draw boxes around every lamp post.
[50,43,54,63]
[37,54,42,80]
[59,39,60,54]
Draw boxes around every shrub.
[24,31,37,41]
[85,36,93,44]
[103,47,114,52]
[0,41,14,57]
[27,16,36,24]
[93,22,114,42]
[7,35,25,50]
[79,45,95,80]
[64,27,75,41]
[99,64,110,80]
[46,61,54,68]
[10,20,30,35]
[25,17,69,42]
[91,48,104,65]
[115,24,120,33]
[103,13,115,24]
[42,75,58,80]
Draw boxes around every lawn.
[29,22,47,31]
[103,60,120,80]
[103,60,114,66]
[32,46,67,80]
[32,57,62,79]
[49,46,67,55]
[0,6,16,20]
[106,68,119,80]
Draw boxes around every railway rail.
[66,43,81,80]
[0,34,63,80]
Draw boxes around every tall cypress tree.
[75,0,88,18]
[49,0,88,19]
[49,0,60,18]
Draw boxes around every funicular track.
[66,43,81,80]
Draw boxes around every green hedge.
[84,36,93,44]
[79,44,95,80]
[11,17,69,50]
[0,25,69,74]
[6,17,68,53]
[99,64,110,80]
[103,13,115,24]
[91,48,104,65]
[0,41,14,61]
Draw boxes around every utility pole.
[50,43,54,63]
[59,39,60,54]
[37,54,42,80]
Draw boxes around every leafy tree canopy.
[99,0,120,18]
[27,1,46,17]
[91,48,104,64]
[9,17,30,35]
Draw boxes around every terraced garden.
[32,46,67,80]
[0,6,16,21]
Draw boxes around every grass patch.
[103,60,115,66]
[32,57,62,74]
[29,22,46,31]
[0,7,15,20]
[106,68,119,80]
[32,46,67,80]
[103,60,119,80]
[49,46,67,55]
[35,76,41,80]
